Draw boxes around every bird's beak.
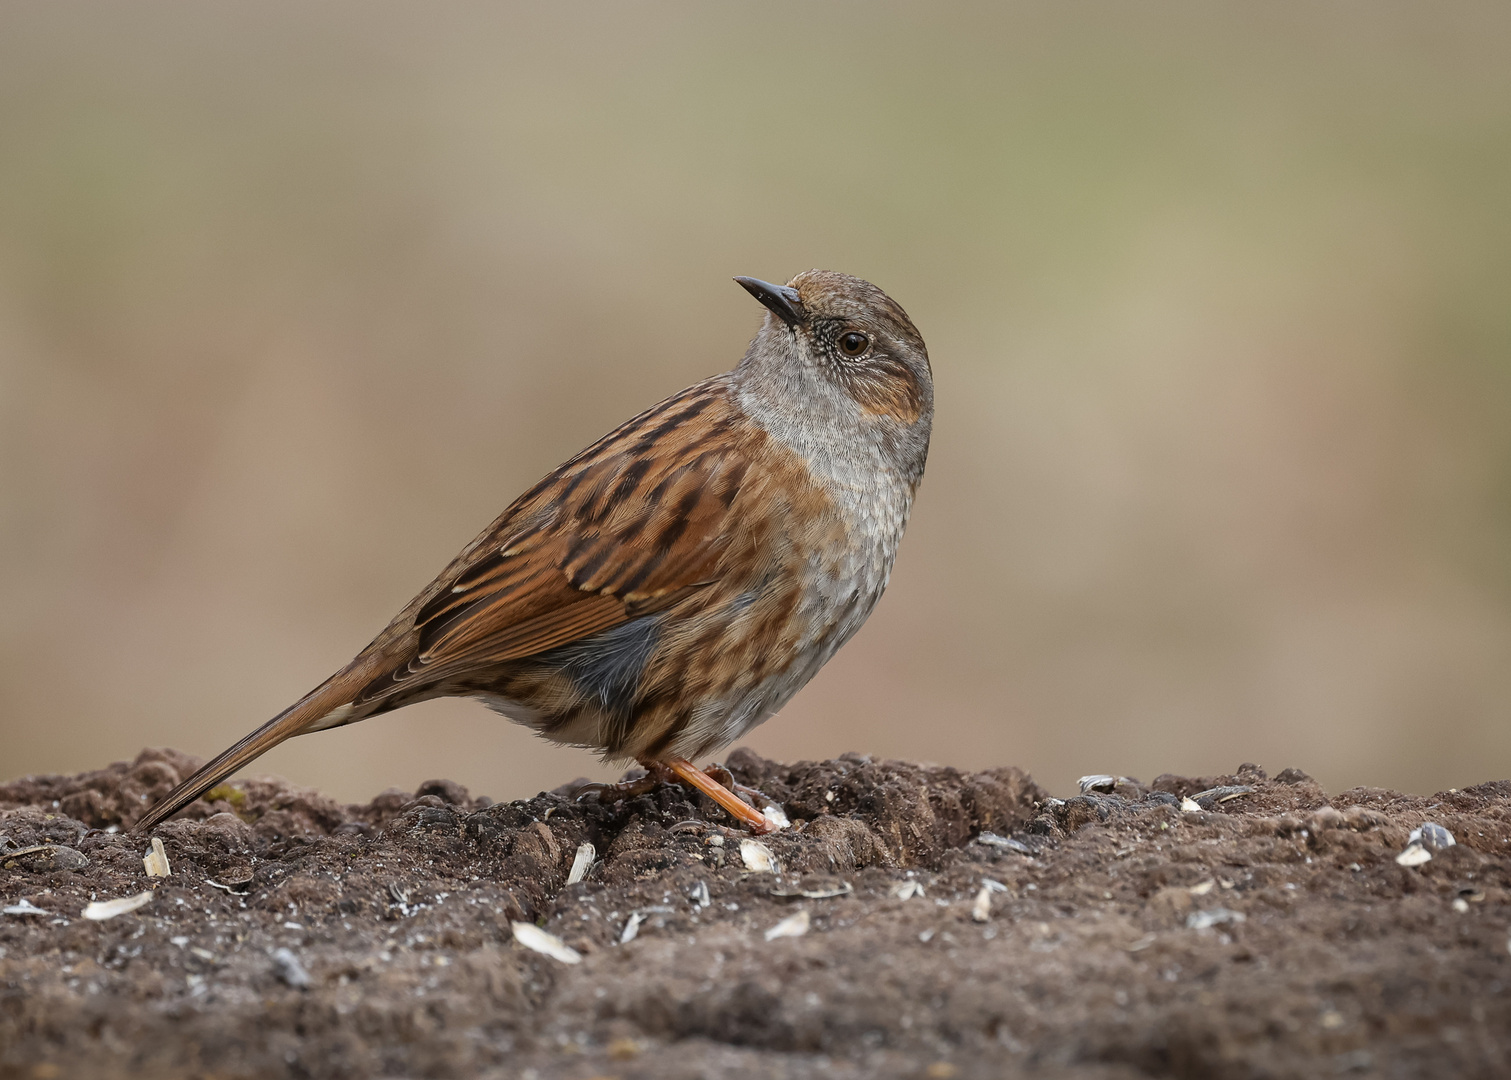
[734,276,807,327]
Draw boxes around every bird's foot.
[704,764,789,826]
[573,757,777,833]
[663,757,777,834]
[572,762,679,805]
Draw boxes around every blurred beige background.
[3,2,1510,803]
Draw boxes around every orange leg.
[664,757,775,834]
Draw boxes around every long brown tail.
[134,670,370,833]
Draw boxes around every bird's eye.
[837,331,870,357]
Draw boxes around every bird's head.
[734,270,933,480]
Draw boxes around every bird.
[136,270,932,835]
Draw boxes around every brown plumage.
[136,270,933,834]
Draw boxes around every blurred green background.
[3,2,1510,803]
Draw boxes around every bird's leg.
[663,757,775,834]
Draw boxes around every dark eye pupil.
[839,332,868,356]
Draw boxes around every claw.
[571,782,612,804]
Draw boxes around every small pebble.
[763,909,810,941]
[971,886,992,923]
[271,947,311,989]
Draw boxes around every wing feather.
[375,376,760,700]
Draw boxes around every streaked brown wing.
[366,377,757,698]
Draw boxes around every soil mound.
[2,750,1509,1078]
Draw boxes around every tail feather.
[134,673,366,833]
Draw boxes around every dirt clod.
[3,748,1510,1078]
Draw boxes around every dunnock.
[137,270,932,834]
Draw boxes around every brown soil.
[2,749,1509,1080]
